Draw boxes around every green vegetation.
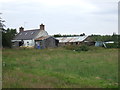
[105,43,119,48]
[53,33,119,45]
[64,45,89,51]
[53,33,85,37]
[90,34,119,42]
[0,14,17,48]
[2,47,118,88]
[2,28,17,48]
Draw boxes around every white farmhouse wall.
[23,40,35,47]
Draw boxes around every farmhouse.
[55,36,94,46]
[12,24,59,48]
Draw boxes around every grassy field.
[2,47,118,88]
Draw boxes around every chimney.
[40,23,45,30]
[19,27,24,32]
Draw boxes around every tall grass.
[2,47,118,88]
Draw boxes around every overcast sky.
[0,0,119,35]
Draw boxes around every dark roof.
[13,29,40,40]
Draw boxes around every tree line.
[0,14,17,48]
[54,33,119,42]
[53,33,85,37]
[89,34,119,42]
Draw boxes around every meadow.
[2,47,118,88]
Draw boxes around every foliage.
[0,14,17,48]
[0,13,5,29]
[80,33,85,36]
[64,45,89,51]
[89,34,119,42]
[2,28,17,48]
[105,43,119,48]
[64,45,77,50]
[53,33,85,37]
[2,48,118,88]
[75,45,89,51]
[53,34,62,37]
[89,34,120,48]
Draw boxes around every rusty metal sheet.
[56,36,88,43]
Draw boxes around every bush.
[65,45,89,51]
[105,43,119,48]
[64,45,77,50]
[75,45,89,51]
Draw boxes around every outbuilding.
[55,36,91,46]
[35,36,59,49]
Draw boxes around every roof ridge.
[23,29,40,32]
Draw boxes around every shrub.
[105,43,119,48]
[65,44,89,51]
[75,45,89,51]
[64,45,77,50]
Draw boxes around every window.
[27,42,29,46]
[25,33,27,35]
[31,32,34,34]
[20,33,22,35]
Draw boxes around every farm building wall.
[44,37,58,48]
[58,42,84,46]
[12,39,35,48]
[35,37,59,49]
[12,41,19,48]
[23,40,35,47]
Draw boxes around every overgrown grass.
[2,47,118,88]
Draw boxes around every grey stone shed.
[35,36,59,49]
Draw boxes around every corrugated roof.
[56,36,88,43]
[104,41,114,44]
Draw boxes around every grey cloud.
[1,0,118,35]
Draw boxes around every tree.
[0,13,5,30]
[2,28,17,48]
[112,32,118,42]
[53,34,61,37]
[80,33,85,36]
[0,13,5,48]
[0,13,17,48]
